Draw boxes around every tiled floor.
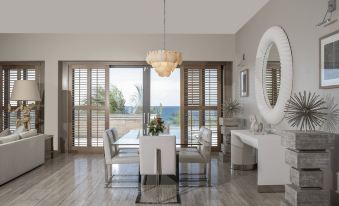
[0,154,283,206]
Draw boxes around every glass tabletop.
[113,129,202,146]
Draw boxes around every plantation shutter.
[181,63,223,151]
[71,65,108,149]
[266,61,281,106]
[0,64,42,132]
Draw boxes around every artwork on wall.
[320,30,339,88]
[240,69,248,97]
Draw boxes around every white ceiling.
[0,0,270,34]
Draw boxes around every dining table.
[112,129,203,185]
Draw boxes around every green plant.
[90,85,126,113]
[148,117,165,136]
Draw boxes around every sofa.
[0,134,45,185]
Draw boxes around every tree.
[90,85,126,113]
[130,84,143,114]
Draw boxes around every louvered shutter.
[71,65,108,149]
[182,63,223,150]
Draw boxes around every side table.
[44,134,54,159]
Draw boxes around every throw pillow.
[0,134,20,144]
[19,129,38,139]
[13,125,27,134]
[0,128,11,137]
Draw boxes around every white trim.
[255,26,293,125]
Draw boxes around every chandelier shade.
[146,50,183,77]
[146,0,183,77]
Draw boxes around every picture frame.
[319,30,339,88]
[240,69,249,97]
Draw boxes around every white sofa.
[0,134,45,185]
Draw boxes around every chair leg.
[104,163,108,184]
[207,162,211,186]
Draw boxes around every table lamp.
[9,80,41,130]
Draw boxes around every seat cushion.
[0,134,20,144]
[176,147,199,153]
[110,152,139,164]
[179,150,205,163]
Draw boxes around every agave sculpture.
[224,99,241,118]
[284,91,327,131]
[321,95,339,133]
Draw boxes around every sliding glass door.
[68,62,224,152]
[150,68,181,142]
[109,67,145,137]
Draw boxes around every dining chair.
[179,127,212,186]
[103,129,140,187]
[105,128,138,154]
[136,135,180,204]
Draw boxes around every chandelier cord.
[163,0,166,50]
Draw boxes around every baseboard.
[257,185,285,193]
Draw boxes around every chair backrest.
[139,135,176,176]
[198,127,212,161]
[103,129,118,164]
[201,127,212,143]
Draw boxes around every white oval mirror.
[255,26,293,125]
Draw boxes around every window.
[71,65,108,149]
[181,63,223,151]
[0,63,44,132]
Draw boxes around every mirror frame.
[255,26,293,125]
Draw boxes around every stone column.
[281,131,334,206]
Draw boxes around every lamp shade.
[10,80,41,101]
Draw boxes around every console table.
[231,130,289,192]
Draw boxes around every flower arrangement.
[148,116,166,136]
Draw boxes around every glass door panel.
[150,68,180,143]
[109,67,144,138]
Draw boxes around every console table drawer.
[285,149,329,169]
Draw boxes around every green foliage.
[90,86,126,114]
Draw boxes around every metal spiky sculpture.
[224,99,241,118]
[321,95,339,133]
[284,91,327,131]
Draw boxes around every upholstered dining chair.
[179,127,212,186]
[136,135,180,204]
[103,129,140,187]
[105,128,138,154]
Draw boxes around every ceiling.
[0,0,270,34]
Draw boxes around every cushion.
[19,129,37,139]
[13,125,27,134]
[0,128,11,137]
[0,134,20,144]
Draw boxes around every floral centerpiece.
[148,116,166,136]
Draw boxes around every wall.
[235,0,339,203]
[235,0,339,132]
[0,33,235,150]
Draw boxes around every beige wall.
[234,0,339,133]
[0,33,235,150]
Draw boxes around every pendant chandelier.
[146,0,183,77]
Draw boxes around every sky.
[109,68,180,107]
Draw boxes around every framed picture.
[320,30,339,88]
[240,69,248,97]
